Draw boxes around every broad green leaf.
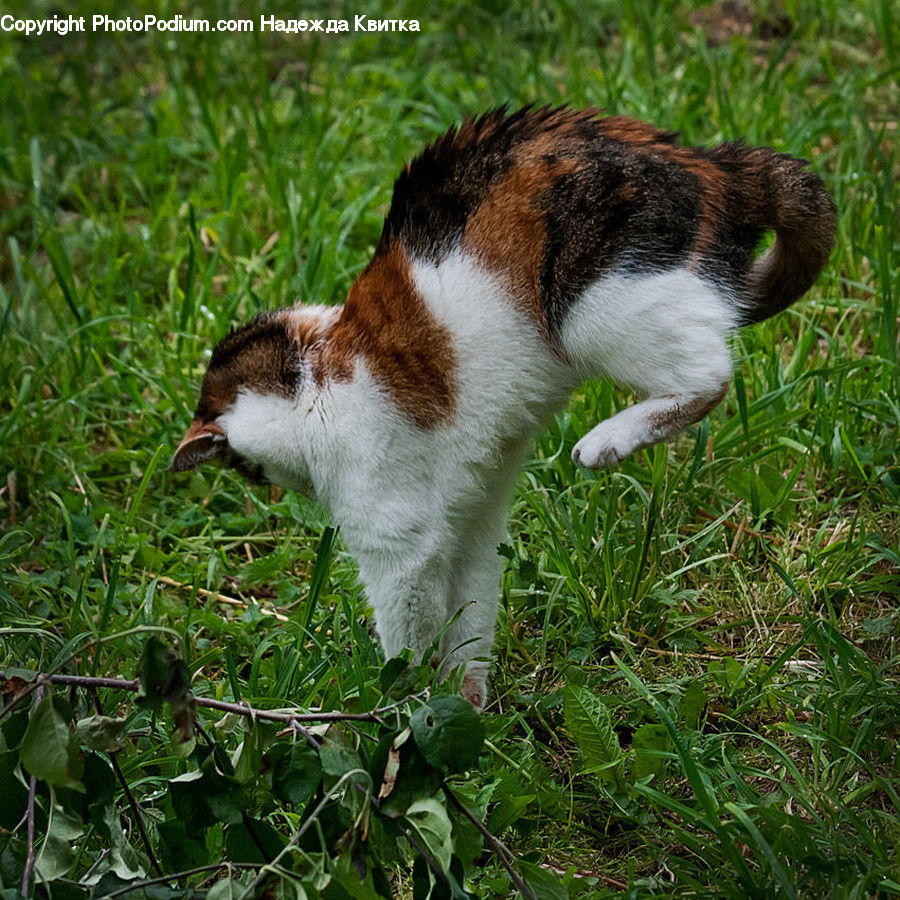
[19,696,84,792]
[103,801,146,880]
[34,797,82,883]
[325,855,386,899]
[410,696,484,774]
[447,799,484,874]
[380,655,411,694]
[378,740,442,818]
[225,818,285,864]
[233,723,264,783]
[136,637,195,743]
[319,727,363,777]
[484,772,535,834]
[405,797,453,873]
[563,684,626,790]
[263,877,307,900]
[0,751,28,829]
[169,770,219,833]
[679,680,707,731]
[157,821,209,872]
[207,876,250,900]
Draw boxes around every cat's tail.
[714,144,837,325]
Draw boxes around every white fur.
[219,259,736,708]
[560,270,735,467]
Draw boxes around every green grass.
[1,0,898,896]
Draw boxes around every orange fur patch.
[325,245,457,429]
[463,152,575,333]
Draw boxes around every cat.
[172,106,835,711]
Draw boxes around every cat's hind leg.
[561,271,735,469]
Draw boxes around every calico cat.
[172,106,835,711]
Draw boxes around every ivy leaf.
[563,684,626,790]
[269,741,322,807]
[75,714,127,752]
[405,797,453,873]
[19,696,85,792]
[410,697,484,774]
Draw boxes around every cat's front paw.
[461,673,486,713]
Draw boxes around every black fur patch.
[381,106,573,261]
[379,105,833,333]
[196,313,300,421]
[538,141,704,332]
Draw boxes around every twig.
[639,647,732,662]
[152,574,290,622]
[93,861,264,899]
[48,674,140,691]
[387,813,464,897]
[193,692,428,726]
[695,507,784,545]
[6,471,16,526]
[109,751,163,875]
[22,682,43,898]
[441,783,536,900]
[80,848,110,884]
[13,672,534,897]
[539,860,629,890]
[640,646,821,665]
[15,673,425,728]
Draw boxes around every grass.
[1,0,898,896]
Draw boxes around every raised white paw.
[572,424,641,469]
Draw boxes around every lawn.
[1,1,898,897]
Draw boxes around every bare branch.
[21,682,43,898]
[88,687,164,877]
[442,782,536,900]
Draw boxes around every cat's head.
[172,307,333,492]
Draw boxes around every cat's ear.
[171,419,227,472]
